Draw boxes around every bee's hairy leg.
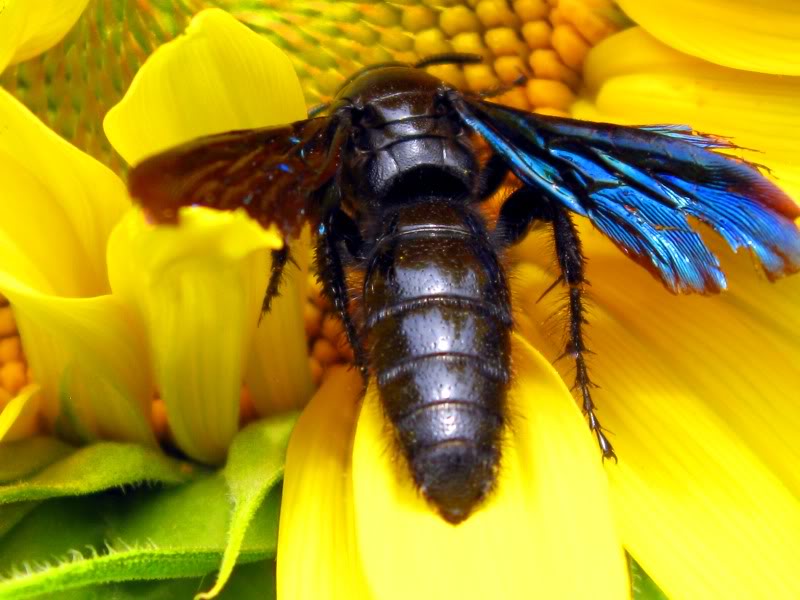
[315,209,369,378]
[259,245,292,324]
[550,205,615,460]
[494,187,615,459]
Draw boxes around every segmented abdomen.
[363,201,512,523]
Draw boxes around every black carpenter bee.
[128,54,800,524]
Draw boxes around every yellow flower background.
[0,1,798,599]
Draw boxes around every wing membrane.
[454,97,800,293]
[128,117,341,237]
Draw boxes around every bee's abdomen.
[364,203,512,523]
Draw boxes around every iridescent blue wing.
[128,117,342,237]
[452,96,800,294]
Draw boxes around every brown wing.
[127,116,342,237]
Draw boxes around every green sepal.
[629,555,669,600]
[196,412,297,599]
[0,474,281,599]
[0,437,74,483]
[0,502,39,539]
[0,415,296,598]
[215,559,276,600]
[0,441,200,504]
[32,559,276,600]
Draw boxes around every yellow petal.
[0,0,89,71]
[0,1,24,74]
[352,335,628,600]
[617,0,800,75]
[581,28,700,94]
[0,385,41,442]
[576,28,800,200]
[245,229,315,416]
[277,366,372,600]
[0,87,147,443]
[513,223,800,599]
[107,208,282,464]
[104,8,306,166]
[0,279,154,445]
[0,87,128,296]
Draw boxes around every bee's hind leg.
[494,189,615,460]
[549,204,616,460]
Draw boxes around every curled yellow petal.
[581,28,699,94]
[0,0,89,72]
[277,366,372,600]
[0,385,41,442]
[0,86,147,441]
[0,1,24,74]
[352,335,628,600]
[0,87,128,296]
[107,208,283,464]
[577,27,800,201]
[104,8,306,166]
[617,0,800,75]
[513,223,800,599]
[0,278,154,445]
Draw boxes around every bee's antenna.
[414,53,483,69]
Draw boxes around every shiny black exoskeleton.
[129,54,800,525]
[325,63,514,523]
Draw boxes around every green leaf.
[629,555,670,600]
[0,437,74,483]
[0,441,200,504]
[0,473,281,599]
[196,413,297,599]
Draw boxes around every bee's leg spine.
[551,206,616,460]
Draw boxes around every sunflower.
[0,2,798,599]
